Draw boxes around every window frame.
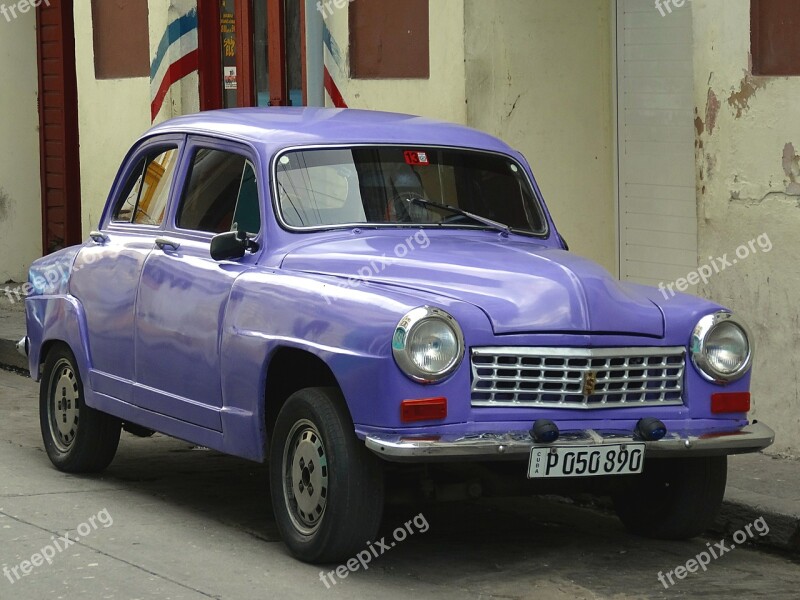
[102,135,186,234]
[90,0,150,80]
[751,0,800,77]
[349,0,430,80]
[168,135,266,243]
[270,143,550,239]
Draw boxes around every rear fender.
[26,295,92,390]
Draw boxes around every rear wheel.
[39,346,121,473]
[612,456,727,539]
[269,387,384,563]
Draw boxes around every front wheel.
[39,346,121,473]
[269,387,384,563]
[612,456,727,540]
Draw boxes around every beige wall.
[464,0,616,275]
[323,0,467,124]
[0,12,42,282]
[73,2,153,234]
[692,0,800,456]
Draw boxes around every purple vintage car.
[20,108,774,563]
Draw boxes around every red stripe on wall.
[323,66,348,108]
[151,49,200,121]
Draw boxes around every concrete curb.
[713,492,800,555]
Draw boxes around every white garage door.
[616,0,697,287]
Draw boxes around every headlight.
[690,312,753,383]
[392,307,465,383]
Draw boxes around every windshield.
[275,146,547,234]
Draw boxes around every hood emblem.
[582,371,598,397]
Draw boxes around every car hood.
[281,234,664,337]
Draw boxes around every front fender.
[218,269,490,459]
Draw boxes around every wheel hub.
[284,421,328,534]
[49,362,80,452]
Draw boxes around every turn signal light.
[400,397,447,423]
[711,392,751,414]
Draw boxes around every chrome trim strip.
[364,422,775,461]
[472,346,686,358]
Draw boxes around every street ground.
[0,368,798,600]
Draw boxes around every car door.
[70,136,183,403]
[133,137,263,431]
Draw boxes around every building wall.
[73,3,152,233]
[0,11,42,282]
[692,0,800,456]
[322,0,468,124]
[464,0,617,275]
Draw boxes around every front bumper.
[365,421,775,462]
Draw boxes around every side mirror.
[211,229,258,261]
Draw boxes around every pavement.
[1,369,799,599]
[0,284,26,372]
[0,284,798,560]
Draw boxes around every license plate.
[528,444,645,479]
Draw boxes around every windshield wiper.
[405,197,511,236]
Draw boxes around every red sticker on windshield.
[404,150,430,166]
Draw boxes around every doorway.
[36,0,82,253]
[199,0,306,110]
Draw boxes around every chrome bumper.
[16,337,28,358]
[365,422,775,462]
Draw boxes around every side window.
[177,148,262,234]
[112,147,179,225]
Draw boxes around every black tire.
[269,387,384,563]
[39,345,121,473]
[612,456,727,540]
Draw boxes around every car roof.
[146,107,517,155]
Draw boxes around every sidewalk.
[0,293,797,554]
[0,283,26,371]
[716,452,800,553]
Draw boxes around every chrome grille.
[471,347,685,409]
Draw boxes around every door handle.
[89,231,108,244]
[155,238,181,251]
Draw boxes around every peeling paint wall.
[463,0,616,275]
[693,0,800,456]
[0,11,42,282]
